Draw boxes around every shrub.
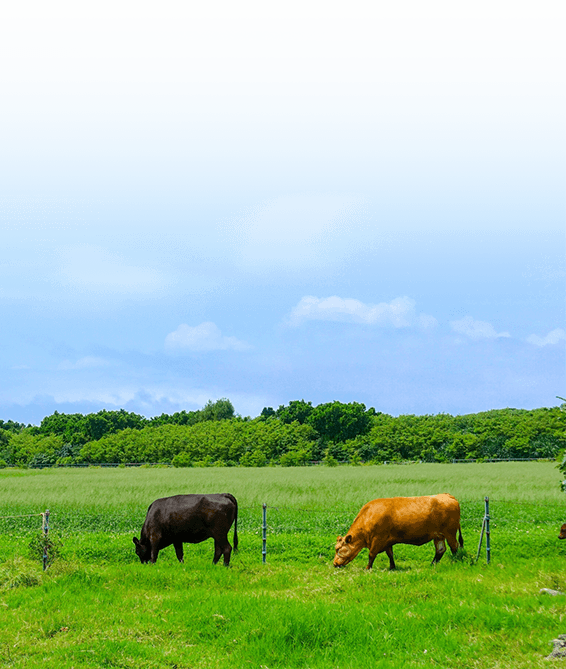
[28,531,64,566]
[323,452,339,467]
[279,447,311,466]
[172,452,192,468]
[240,449,267,467]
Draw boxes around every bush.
[172,452,192,468]
[240,449,267,467]
[323,452,339,467]
[279,447,311,466]
[28,531,64,566]
[28,452,57,468]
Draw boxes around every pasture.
[1,462,566,668]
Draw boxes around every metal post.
[485,496,490,565]
[262,503,267,564]
[42,509,50,571]
[475,517,486,563]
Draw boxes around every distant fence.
[4,463,174,469]
[449,458,554,464]
[2,457,556,470]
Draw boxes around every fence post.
[485,496,490,565]
[42,509,50,571]
[262,503,267,564]
[474,496,491,565]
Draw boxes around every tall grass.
[2,460,564,508]
[1,462,563,532]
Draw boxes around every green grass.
[1,463,566,668]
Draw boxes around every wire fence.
[2,495,565,570]
[0,510,51,570]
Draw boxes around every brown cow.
[334,493,463,570]
[558,524,566,540]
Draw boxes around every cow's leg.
[385,547,396,570]
[174,542,184,563]
[446,531,459,555]
[150,543,160,563]
[366,551,377,570]
[432,538,446,565]
[222,542,232,567]
[212,540,223,565]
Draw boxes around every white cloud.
[58,356,111,370]
[165,322,251,353]
[526,328,566,347]
[232,195,362,272]
[450,316,510,340]
[287,295,437,329]
[57,245,165,295]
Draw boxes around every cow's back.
[354,494,460,542]
[142,493,237,539]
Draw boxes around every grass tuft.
[0,557,41,590]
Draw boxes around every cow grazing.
[559,524,566,540]
[334,493,463,570]
[133,493,238,565]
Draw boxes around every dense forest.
[0,399,564,468]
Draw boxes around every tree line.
[0,399,564,468]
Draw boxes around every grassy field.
[1,462,566,668]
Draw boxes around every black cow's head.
[559,524,566,540]
[133,537,150,563]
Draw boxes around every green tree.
[307,401,372,443]
[7,431,64,466]
[201,398,235,421]
[276,400,313,425]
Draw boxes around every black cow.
[133,493,238,565]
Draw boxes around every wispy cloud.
[233,195,362,272]
[58,356,112,370]
[450,316,510,340]
[526,328,566,347]
[287,295,437,329]
[57,245,165,295]
[165,322,251,353]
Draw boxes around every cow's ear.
[133,537,139,546]
[345,534,353,544]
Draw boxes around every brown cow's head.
[558,524,566,540]
[333,534,357,567]
[133,537,150,563]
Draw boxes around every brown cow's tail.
[458,525,464,548]
[225,493,239,552]
[233,501,239,552]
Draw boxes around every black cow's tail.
[225,493,239,552]
[458,525,464,548]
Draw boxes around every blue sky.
[1,1,564,424]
